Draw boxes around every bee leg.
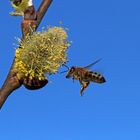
[80,81,90,96]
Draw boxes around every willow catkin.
[13,26,70,81]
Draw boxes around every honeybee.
[63,59,106,96]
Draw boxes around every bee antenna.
[60,70,68,74]
[59,64,69,74]
[63,64,69,70]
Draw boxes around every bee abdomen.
[90,72,106,83]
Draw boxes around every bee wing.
[84,58,102,69]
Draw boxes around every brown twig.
[0,0,53,109]
[36,0,53,28]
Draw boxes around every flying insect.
[63,59,106,96]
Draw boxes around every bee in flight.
[62,59,106,96]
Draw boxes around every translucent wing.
[84,58,102,69]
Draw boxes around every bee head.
[66,66,76,78]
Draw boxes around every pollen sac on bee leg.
[23,77,48,90]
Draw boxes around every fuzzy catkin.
[14,26,70,80]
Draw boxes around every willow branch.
[0,0,53,109]
[36,0,53,28]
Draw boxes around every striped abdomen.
[85,71,106,83]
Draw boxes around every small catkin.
[10,0,30,16]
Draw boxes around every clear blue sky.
[0,0,140,140]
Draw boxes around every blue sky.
[0,0,140,140]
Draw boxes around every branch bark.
[0,0,53,109]
[36,0,52,28]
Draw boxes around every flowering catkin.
[13,26,70,81]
